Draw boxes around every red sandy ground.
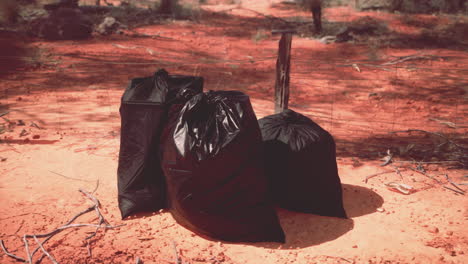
[1,1,467,263]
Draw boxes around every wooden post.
[272,29,296,114]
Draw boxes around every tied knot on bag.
[261,109,330,152]
[174,91,246,161]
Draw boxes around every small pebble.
[352,245,358,248]
[446,231,453,236]
[428,227,439,234]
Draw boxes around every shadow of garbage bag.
[342,184,384,218]
[250,184,382,248]
[117,69,203,219]
[160,91,285,243]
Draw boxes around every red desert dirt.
[1,0,467,263]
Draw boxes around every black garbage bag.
[160,91,285,243]
[117,69,203,219]
[258,109,347,218]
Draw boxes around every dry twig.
[172,241,182,264]
[364,170,395,183]
[0,111,10,118]
[323,255,353,263]
[0,188,123,263]
[32,235,58,264]
[0,240,26,262]
[443,186,465,195]
[381,53,437,66]
[48,170,96,183]
[408,167,442,184]
[444,174,465,193]
[391,165,404,180]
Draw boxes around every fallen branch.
[49,170,96,183]
[0,111,10,118]
[0,240,26,262]
[408,167,442,184]
[444,174,465,193]
[323,255,353,263]
[1,188,123,263]
[429,118,457,129]
[33,236,58,264]
[381,54,436,66]
[364,170,395,183]
[391,165,404,180]
[443,186,465,195]
[23,235,32,264]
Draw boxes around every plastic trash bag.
[117,69,203,219]
[258,109,347,218]
[160,91,285,243]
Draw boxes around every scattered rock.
[17,120,25,126]
[428,227,439,234]
[19,129,29,137]
[32,135,40,139]
[30,122,42,129]
[352,245,358,248]
[446,231,453,236]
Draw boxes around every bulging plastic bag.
[117,69,203,219]
[259,109,347,218]
[160,91,285,243]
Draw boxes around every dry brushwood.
[389,129,463,149]
[364,169,398,183]
[388,129,467,169]
[408,166,442,184]
[443,174,465,195]
[0,188,123,263]
[381,53,438,66]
